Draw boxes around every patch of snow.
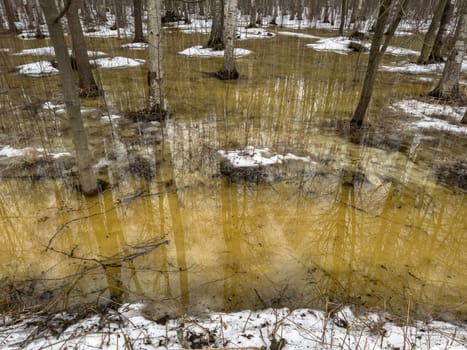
[176,19,211,33]
[101,114,122,121]
[382,60,467,74]
[385,46,419,56]
[0,48,10,53]
[306,36,353,54]
[218,147,311,167]
[16,61,59,77]
[14,47,107,57]
[393,99,467,134]
[1,304,466,350]
[178,45,252,57]
[0,145,71,159]
[121,42,148,50]
[91,56,145,68]
[237,27,275,39]
[84,26,133,38]
[278,31,321,39]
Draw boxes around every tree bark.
[217,0,239,80]
[39,0,98,196]
[418,0,449,64]
[207,0,224,49]
[429,2,466,99]
[66,0,100,97]
[350,0,409,127]
[133,0,145,42]
[430,0,454,62]
[147,0,165,113]
[339,0,348,35]
[2,0,19,33]
[461,109,467,124]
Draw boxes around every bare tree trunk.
[217,0,239,80]
[461,109,467,124]
[350,0,409,127]
[207,0,225,49]
[418,0,449,64]
[247,0,257,28]
[430,0,454,62]
[133,0,144,42]
[429,2,466,99]
[66,0,100,97]
[39,0,98,196]
[2,0,19,33]
[339,0,348,35]
[147,0,165,114]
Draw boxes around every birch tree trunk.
[429,2,466,99]
[217,0,239,80]
[39,0,98,195]
[66,0,100,97]
[339,0,348,35]
[417,0,449,64]
[147,0,165,114]
[350,0,409,128]
[207,0,224,50]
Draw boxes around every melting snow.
[16,61,59,77]
[84,26,134,38]
[0,145,71,159]
[178,45,252,57]
[393,99,467,134]
[218,147,311,167]
[14,46,106,57]
[278,31,321,39]
[1,304,466,350]
[121,42,149,50]
[91,56,145,68]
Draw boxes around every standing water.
[0,28,466,322]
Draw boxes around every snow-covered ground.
[91,56,145,68]
[0,145,71,160]
[16,60,59,76]
[179,45,252,57]
[218,147,311,167]
[392,99,467,134]
[1,304,465,350]
[13,46,106,57]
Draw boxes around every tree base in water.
[126,105,169,122]
[216,68,239,80]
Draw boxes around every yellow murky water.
[0,29,466,319]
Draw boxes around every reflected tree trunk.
[217,0,239,80]
[39,0,98,195]
[207,0,224,50]
[429,2,466,99]
[417,0,449,64]
[66,0,100,97]
[147,0,165,114]
[350,0,409,128]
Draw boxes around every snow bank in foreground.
[91,56,145,68]
[178,45,252,57]
[218,147,311,167]
[1,304,466,350]
[393,99,467,134]
[0,145,71,159]
[16,61,58,77]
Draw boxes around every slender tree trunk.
[39,0,98,195]
[207,0,225,49]
[66,0,100,97]
[418,0,449,64]
[461,109,467,124]
[2,0,19,33]
[339,0,348,35]
[217,0,239,80]
[429,2,466,99]
[147,0,165,114]
[350,0,409,127]
[247,0,257,28]
[133,0,144,42]
[430,0,454,62]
